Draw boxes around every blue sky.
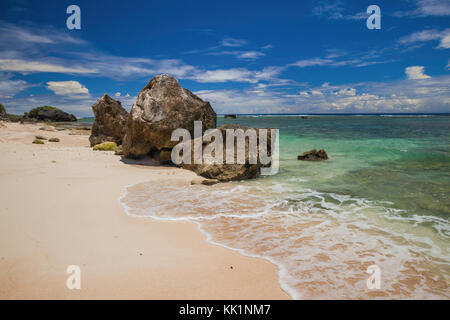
[0,0,449,116]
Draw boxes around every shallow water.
[120,115,450,299]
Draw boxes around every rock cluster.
[90,74,275,182]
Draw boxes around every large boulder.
[27,106,77,122]
[122,74,216,158]
[180,124,274,182]
[89,94,128,147]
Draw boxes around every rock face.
[298,149,328,161]
[181,124,273,182]
[27,107,77,122]
[122,74,216,158]
[89,94,128,147]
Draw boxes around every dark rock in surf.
[297,149,328,161]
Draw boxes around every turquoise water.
[121,115,450,299]
[219,115,450,229]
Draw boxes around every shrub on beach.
[93,141,117,151]
[49,138,60,142]
[32,139,45,144]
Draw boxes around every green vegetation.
[0,104,5,115]
[6,114,22,121]
[28,106,57,117]
[32,139,45,144]
[93,142,117,151]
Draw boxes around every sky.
[0,0,449,117]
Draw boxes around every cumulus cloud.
[405,66,431,79]
[334,88,357,96]
[195,74,449,114]
[46,81,90,96]
[115,92,121,97]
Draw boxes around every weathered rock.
[122,74,216,158]
[224,114,237,119]
[89,94,128,147]
[181,124,274,182]
[35,135,47,140]
[297,149,328,161]
[49,137,60,142]
[27,106,77,122]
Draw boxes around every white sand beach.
[0,122,289,299]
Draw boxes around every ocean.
[118,114,450,299]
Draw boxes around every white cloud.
[46,81,89,96]
[405,66,431,79]
[335,88,356,96]
[398,29,450,49]
[0,22,86,48]
[208,50,266,60]
[115,92,121,97]
[195,75,450,114]
[237,51,265,60]
[0,59,96,74]
[189,66,285,83]
[0,78,32,99]
[312,1,366,20]
[291,58,333,67]
[220,37,247,47]
[394,0,450,17]
[289,50,391,69]
[439,32,450,49]
[299,91,309,97]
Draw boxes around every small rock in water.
[297,149,328,161]
[201,179,220,186]
[48,137,60,142]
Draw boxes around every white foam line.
[117,183,299,300]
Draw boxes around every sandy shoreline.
[0,122,289,299]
